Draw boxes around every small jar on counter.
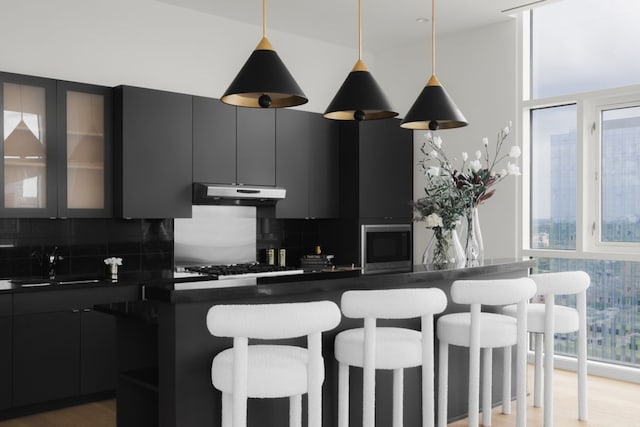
[278,249,286,267]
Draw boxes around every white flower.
[424,131,432,140]
[508,145,521,158]
[433,135,443,149]
[507,162,521,176]
[425,213,443,228]
[426,166,440,177]
[500,168,507,177]
[482,137,489,147]
[503,125,511,135]
[469,159,482,172]
[430,150,438,158]
[475,150,482,160]
[104,257,123,266]
[461,151,468,161]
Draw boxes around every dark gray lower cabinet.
[0,295,12,411]
[13,311,80,406]
[11,286,138,409]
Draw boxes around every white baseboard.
[526,351,640,384]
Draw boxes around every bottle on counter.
[278,249,286,267]
[266,248,275,265]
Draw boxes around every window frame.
[518,10,640,263]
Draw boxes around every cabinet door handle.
[71,309,81,313]
[82,308,92,312]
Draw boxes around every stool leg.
[363,318,376,427]
[289,394,302,427]
[338,362,350,427]
[577,291,588,421]
[502,346,512,414]
[544,297,555,427]
[469,305,481,427]
[437,342,449,427]
[222,392,232,427]
[482,347,493,427]
[534,332,543,408]
[393,368,404,427]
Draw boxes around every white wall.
[0,0,367,113]
[375,20,519,262]
[0,0,519,260]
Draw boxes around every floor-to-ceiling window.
[520,0,640,373]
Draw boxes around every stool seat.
[335,327,422,369]
[212,345,318,398]
[503,303,579,333]
[437,312,517,348]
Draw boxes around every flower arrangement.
[104,257,123,266]
[414,123,521,268]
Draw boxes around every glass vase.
[422,228,466,270]
[463,207,484,267]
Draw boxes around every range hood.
[193,183,286,206]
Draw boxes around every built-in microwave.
[361,224,412,274]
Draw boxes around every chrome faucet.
[46,246,64,279]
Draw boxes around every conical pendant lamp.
[221,0,308,109]
[323,0,397,121]
[400,0,467,130]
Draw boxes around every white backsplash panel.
[174,205,256,266]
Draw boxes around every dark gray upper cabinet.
[192,99,276,187]
[275,110,339,219]
[340,118,413,220]
[193,96,236,184]
[115,86,192,218]
[0,72,58,218]
[57,81,113,218]
[236,108,276,186]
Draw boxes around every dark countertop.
[142,258,536,304]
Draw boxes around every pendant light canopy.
[221,0,308,109]
[400,0,467,130]
[323,0,397,121]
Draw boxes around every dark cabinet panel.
[236,108,276,186]
[275,109,310,218]
[115,86,192,218]
[192,97,236,184]
[81,309,117,394]
[0,315,10,411]
[340,119,413,220]
[275,110,339,219]
[308,114,339,218]
[13,311,80,406]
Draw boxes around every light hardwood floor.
[0,367,637,427]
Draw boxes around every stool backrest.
[451,277,536,306]
[207,300,341,339]
[530,271,590,296]
[340,288,447,319]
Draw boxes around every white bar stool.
[437,277,536,427]
[206,300,341,427]
[334,288,447,427]
[503,270,590,426]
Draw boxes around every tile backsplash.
[0,218,173,278]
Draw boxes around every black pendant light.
[400,0,467,130]
[221,0,308,109]
[323,0,397,121]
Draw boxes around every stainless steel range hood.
[193,183,286,206]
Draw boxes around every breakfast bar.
[98,258,535,427]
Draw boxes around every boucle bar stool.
[334,288,447,427]
[206,300,341,427]
[437,277,536,427]
[503,270,590,426]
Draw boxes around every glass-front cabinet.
[57,82,112,217]
[0,73,111,218]
[1,73,57,217]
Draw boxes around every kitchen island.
[98,258,535,427]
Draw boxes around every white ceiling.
[157,0,541,52]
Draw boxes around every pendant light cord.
[358,0,362,61]
[263,0,267,38]
[431,0,436,76]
